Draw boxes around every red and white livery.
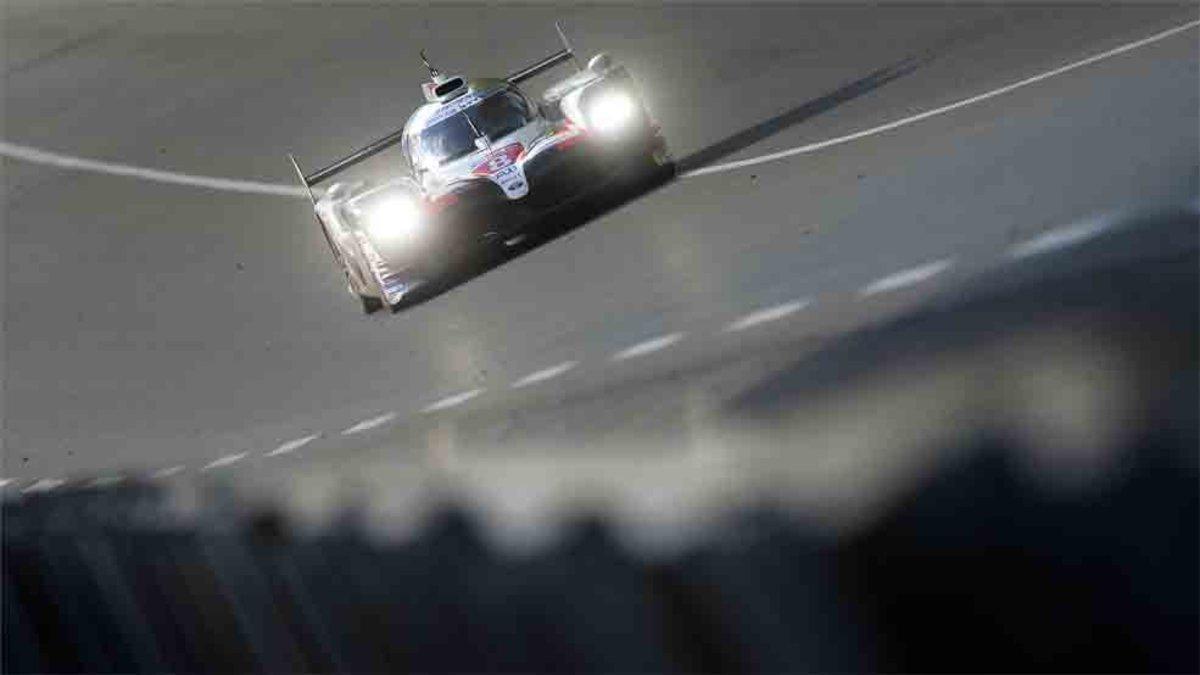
[289,26,672,313]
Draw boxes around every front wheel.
[622,142,675,191]
[359,294,384,314]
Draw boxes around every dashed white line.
[725,299,811,332]
[422,388,484,413]
[342,412,397,435]
[1008,219,1111,258]
[22,478,64,494]
[202,452,247,471]
[859,258,953,297]
[266,433,321,457]
[612,332,685,361]
[152,465,186,480]
[511,361,579,389]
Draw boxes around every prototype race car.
[289,26,673,313]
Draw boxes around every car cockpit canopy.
[289,23,578,190]
[403,82,535,169]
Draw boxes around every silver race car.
[289,26,673,313]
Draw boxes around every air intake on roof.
[434,77,465,98]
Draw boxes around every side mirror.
[539,101,564,123]
[588,52,613,74]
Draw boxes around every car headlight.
[364,195,422,244]
[587,89,637,135]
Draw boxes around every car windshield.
[417,90,532,166]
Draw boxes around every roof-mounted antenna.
[463,111,493,154]
[420,49,440,80]
[555,21,583,71]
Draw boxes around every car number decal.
[490,163,528,199]
[472,143,529,199]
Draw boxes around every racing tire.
[359,294,385,315]
[624,147,674,192]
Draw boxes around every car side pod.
[287,153,388,313]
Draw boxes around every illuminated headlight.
[364,195,422,244]
[587,90,637,135]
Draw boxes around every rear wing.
[290,22,580,190]
[294,127,409,189]
[506,22,580,84]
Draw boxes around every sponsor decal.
[427,92,484,125]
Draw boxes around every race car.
[289,26,673,313]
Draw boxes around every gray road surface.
[3,4,1197,486]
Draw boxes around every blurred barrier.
[3,425,1196,673]
[4,209,1197,672]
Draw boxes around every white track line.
[3,20,1193,195]
[0,141,307,197]
[512,361,579,389]
[89,475,124,488]
[725,299,811,332]
[684,19,1200,178]
[266,433,321,457]
[859,258,953,297]
[202,452,247,471]
[612,332,685,361]
[1008,219,1112,258]
[152,465,186,480]
[0,478,12,489]
[22,478,64,494]
[422,388,484,413]
[342,412,397,435]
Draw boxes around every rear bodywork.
[290,30,672,312]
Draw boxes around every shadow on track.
[674,54,927,175]
[674,12,1013,174]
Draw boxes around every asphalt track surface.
[3,5,1198,499]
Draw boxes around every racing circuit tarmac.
[3,5,1198,512]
